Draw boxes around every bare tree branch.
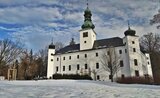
[0,39,23,67]
[150,9,160,29]
[100,47,120,82]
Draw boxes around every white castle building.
[47,5,153,81]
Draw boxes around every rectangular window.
[148,62,150,64]
[77,55,79,59]
[51,59,53,61]
[85,64,88,69]
[77,64,80,70]
[125,49,127,53]
[96,53,98,57]
[120,60,123,67]
[57,58,59,61]
[107,51,110,55]
[85,54,87,58]
[63,57,65,60]
[69,56,71,60]
[121,74,125,78]
[63,66,65,71]
[133,48,136,52]
[83,32,88,37]
[135,70,139,77]
[119,50,122,54]
[97,75,100,80]
[96,63,99,69]
[56,66,58,72]
[69,65,71,71]
[132,41,135,44]
[134,59,138,66]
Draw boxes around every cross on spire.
[128,20,131,30]
[51,37,53,45]
[87,0,89,8]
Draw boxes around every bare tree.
[0,39,23,76]
[54,42,64,51]
[18,49,37,80]
[100,47,120,82]
[140,33,160,84]
[140,33,160,53]
[36,47,48,77]
[0,39,23,66]
[150,9,160,29]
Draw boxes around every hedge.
[52,74,92,80]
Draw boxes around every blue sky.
[0,0,159,51]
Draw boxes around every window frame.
[77,64,80,70]
[56,66,58,72]
[85,54,87,58]
[97,75,100,80]
[69,65,71,71]
[85,64,88,69]
[134,59,138,66]
[63,66,65,71]
[96,53,98,57]
[120,60,124,67]
[96,63,99,69]
[119,50,122,54]
[83,32,88,37]
[133,48,136,52]
[135,70,139,77]
[77,55,79,59]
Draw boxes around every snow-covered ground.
[0,80,160,98]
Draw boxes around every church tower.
[47,41,55,78]
[123,22,143,77]
[79,3,96,50]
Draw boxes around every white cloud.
[0,0,159,52]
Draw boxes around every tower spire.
[128,20,131,30]
[51,37,53,45]
[87,0,89,8]
[81,0,95,30]
[124,20,136,36]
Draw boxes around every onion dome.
[49,38,55,49]
[49,44,55,49]
[124,21,136,36]
[124,27,136,36]
[81,4,95,30]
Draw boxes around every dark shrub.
[52,74,92,80]
[52,74,62,79]
[116,76,154,84]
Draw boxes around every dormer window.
[83,32,88,37]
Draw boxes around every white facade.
[47,48,55,78]
[47,34,153,81]
[47,6,153,81]
[80,29,96,50]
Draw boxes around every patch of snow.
[0,80,160,98]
